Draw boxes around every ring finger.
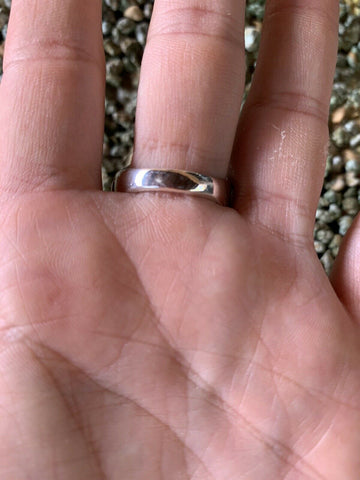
[133,0,246,179]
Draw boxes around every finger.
[132,0,245,179]
[231,0,339,241]
[330,216,360,321]
[0,0,105,195]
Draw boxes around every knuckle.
[247,90,330,125]
[265,1,339,32]
[4,37,103,73]
[148,5,244,49]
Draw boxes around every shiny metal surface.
[111,168,229,206]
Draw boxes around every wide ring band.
[111,168,230,206]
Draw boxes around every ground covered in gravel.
[0,0,359,273]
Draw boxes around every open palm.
[0,0,359,478]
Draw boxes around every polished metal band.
[111,168,229,206]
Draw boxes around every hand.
[0,0,359,478]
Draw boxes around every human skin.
[0,0,359,478]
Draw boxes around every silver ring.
[111,168,230,206]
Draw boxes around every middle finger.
[132,0,246,179]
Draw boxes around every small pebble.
[343,148,359,162]
[320,250,334,275]
[343,119,360,135]
[330,175,346,192]
[330,83,348,110]
[316,229,335,244]
[318,196,330,208]
[345,171,360,187]
[339,215,353,235]
[124,6,144,22]
[314,240,326,254]
[102,21,113,36]
[323,189,342,204]
[143,3,153,18]
[246,1,265,19]
[245,26,260,53]
[135,22,149,45]
[350,133,360,148]
[342,197,360,215]
[329,155,344,173]
[103,38,121,56]
[316,204,342,223]
[110,144,126,157]
[344,186,358,197]
[331,106,346,123]
[116,17,136,35]
[104,0,122,11]
[347,88,360,110]
[331,126,351,148]
[345,158,360,173]
[329,235,342,262]
[347,47,359,68]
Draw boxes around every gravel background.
[0,0,359,274]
